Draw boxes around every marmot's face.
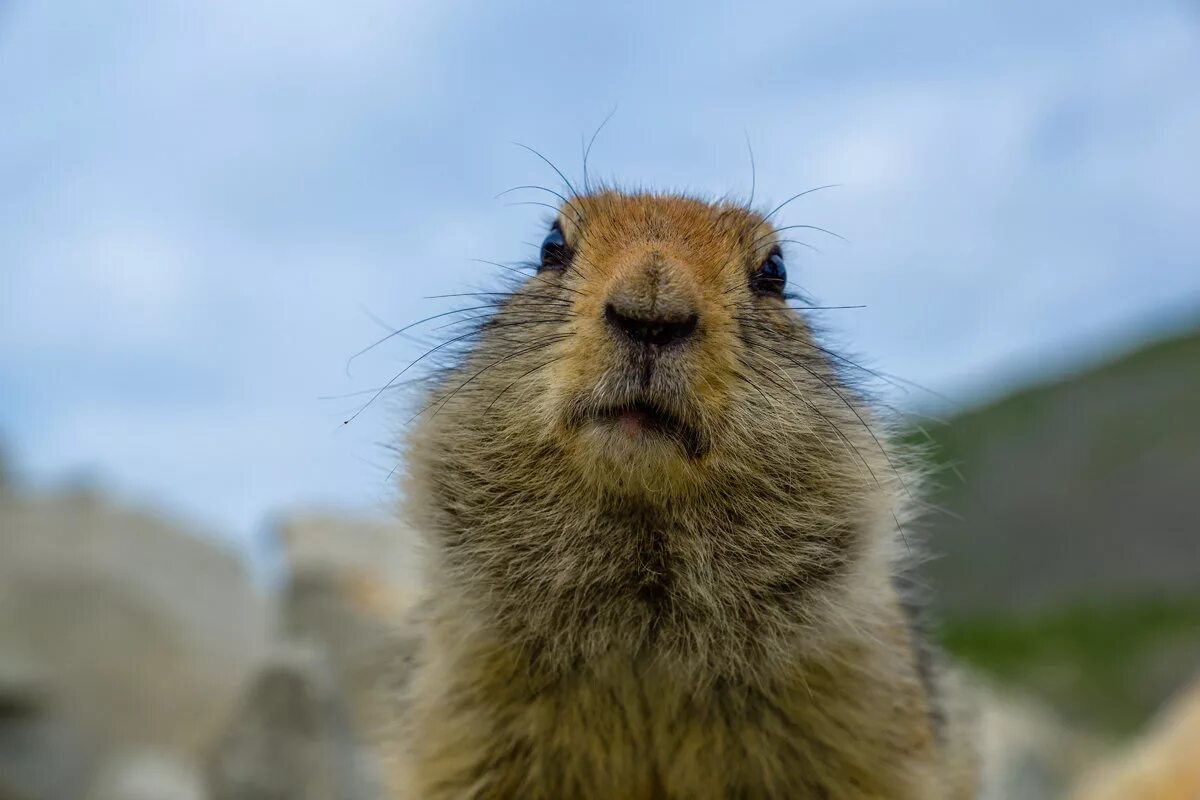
[547,193,784,466]
[429,191,853,493]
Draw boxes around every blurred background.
[1,2,1198,798]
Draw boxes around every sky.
[2,0,1198,554]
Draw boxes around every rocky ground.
[0,461,417,800]
[0,470,266,800]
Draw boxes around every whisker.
[752,340,912,501]
[744,350,863,474]
[468,259,588,298]
[745,349,910,551]
[345,304,510,375]
[744,131,757,209]
[495,184,574,208]
[511,141,585,222]
[734,317,905,391]
[344,319,569,425]
[743,224,846,258]
[772,223,847,243]
[319,384,410,400]
[412,334,572,423]
[874,371,956,405]
[734,314,947,402]
[424,291,574,306]
[485,354,565,415]
[506,200,566,214]
[358,304,399,333]
[775,238,822,255]
[762,185,841,223]
[732,303,867,314]
[431,311,572,332]
[583,106,618,192]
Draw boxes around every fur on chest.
[404,644,942,800]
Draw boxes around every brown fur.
[390,191,979,798]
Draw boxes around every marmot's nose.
[605,303,698,347]
[604,257,699,348]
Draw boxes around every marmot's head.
[413,190,883,497]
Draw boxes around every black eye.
[539,224,571,272]
[751,250,787,294]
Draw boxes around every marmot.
[389,189,979,798]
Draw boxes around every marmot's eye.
[751,250,787,294]
[539,224,571,272]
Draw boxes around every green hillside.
[912,322,1200,733]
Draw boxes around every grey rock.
[976,683,1108,800]
[87,749,205,800]
[0,484,266,797]
[207,644,379,800]
[205,513,421,800]
[0,682,91,800]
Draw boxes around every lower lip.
[586,407,703,458]
[617,408,652,436]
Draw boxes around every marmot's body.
[392,191,979,798]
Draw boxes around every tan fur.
[389,191,979,798]
[1070,674,1200,800]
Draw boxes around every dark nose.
[605,303,698,347]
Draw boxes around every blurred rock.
[0,475,420,799]
[0,482,267,797]
[87,749,205,800]
[276,512,419,591]
[207,645,347,800]
[0,661,91,800]
[975,681,1108,800]
[276,514,419,716]
[206,513,421,800]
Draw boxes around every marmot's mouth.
[587,400,706,459]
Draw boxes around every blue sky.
[2,1,1198,552]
